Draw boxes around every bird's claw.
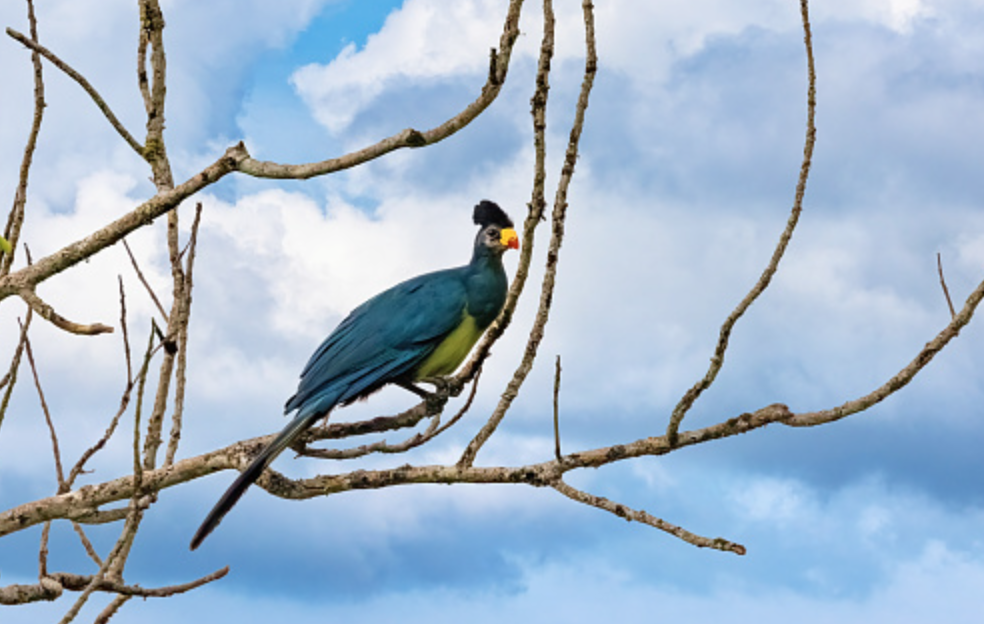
[418,376,450,395]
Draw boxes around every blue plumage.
[190,201,518,550]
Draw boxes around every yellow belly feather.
[414,313,483,379]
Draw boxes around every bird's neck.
[465,248,507,327]
[469,245,504,272]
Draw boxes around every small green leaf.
[0,235,11,255]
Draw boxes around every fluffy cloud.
[291,0,508,133]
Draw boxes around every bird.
[189,200,519,550]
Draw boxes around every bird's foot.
[418,376,451,396]
[397,380,433,400]
[398,377,451,412]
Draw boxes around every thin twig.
[786,265,984,426]
[86,325,160,593]
[119,276,133,382]
[456,0,551,386]
[666,0,817,444]
[937,252,956,319]
[0,143,246,304]
[165,202,203,467]
[552,479,746,555]
[132,327,158,490]
[64,283,136,487]
[236,0,525,180]
[4,28,143,156]
[299,371,483,460]
[431,367,483,438]
[19,288,114,335]
[122,240,168,322]
[1,566,230,606]
[71,522,104,568]
[2,0,44,277]
[0,307,32,433]
[92,594,130,624]
[65,382,135,488]
[22,325,65,489]
[54,367,160,622]
[39,521,52,578]
[553,355,562,461]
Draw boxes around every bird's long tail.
[189,412,318,550]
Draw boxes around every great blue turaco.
[189,200,519,550]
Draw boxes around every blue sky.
[2,0,984,622]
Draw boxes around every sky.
[2,0,984,622]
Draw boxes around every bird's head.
[473,200,519,254]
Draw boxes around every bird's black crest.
[473,200,513,229]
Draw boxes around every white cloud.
[815,0,934,33]
[196,188,494,340]
[732,476,811,526]
[10,534,978,624]
[291,0,507,133]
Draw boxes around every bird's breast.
[414,313,484,379]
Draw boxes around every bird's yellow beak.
[501,228,519,250]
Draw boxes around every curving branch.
[298,370,482,461]
[0,566,229,606]
[1,2,43,277]
[4,27,144,157]
[236,0,525,180]
[455,0,554,386]
[0,142,248,302]
[552,479,747,555]
[18,288,114,336]
[459,0,597,467]
[665,0,817,444]
[0,305,32,432]
[785,269,984,427]
[0,402,796,545]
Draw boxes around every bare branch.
[299,372,482,460]
[63,281,136,488]
[0,577,63,605]
[937,252,956,319]
[93,595,130,624]
[2,0,44,277]
[4,28,144,157]
[666,0,817,444]
[0,402,798,539]
[0,307,32,432]
[165,202,203,467]
[553,355,562,461]
[786,270,984,427]
[0,142,247,303]
[119,276,133,382]
[552,478,746,555]
[459,0,597,467]
[236,0,525,180]
[39,520,51,578]
[456,0,554,385]
[19,288,113,335]
[123,240,168,322]
[65,378,134,489]
[71,521,104,568]
[22,327,65,489]
[1,566,229,606]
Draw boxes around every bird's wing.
[286,268,468,416]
